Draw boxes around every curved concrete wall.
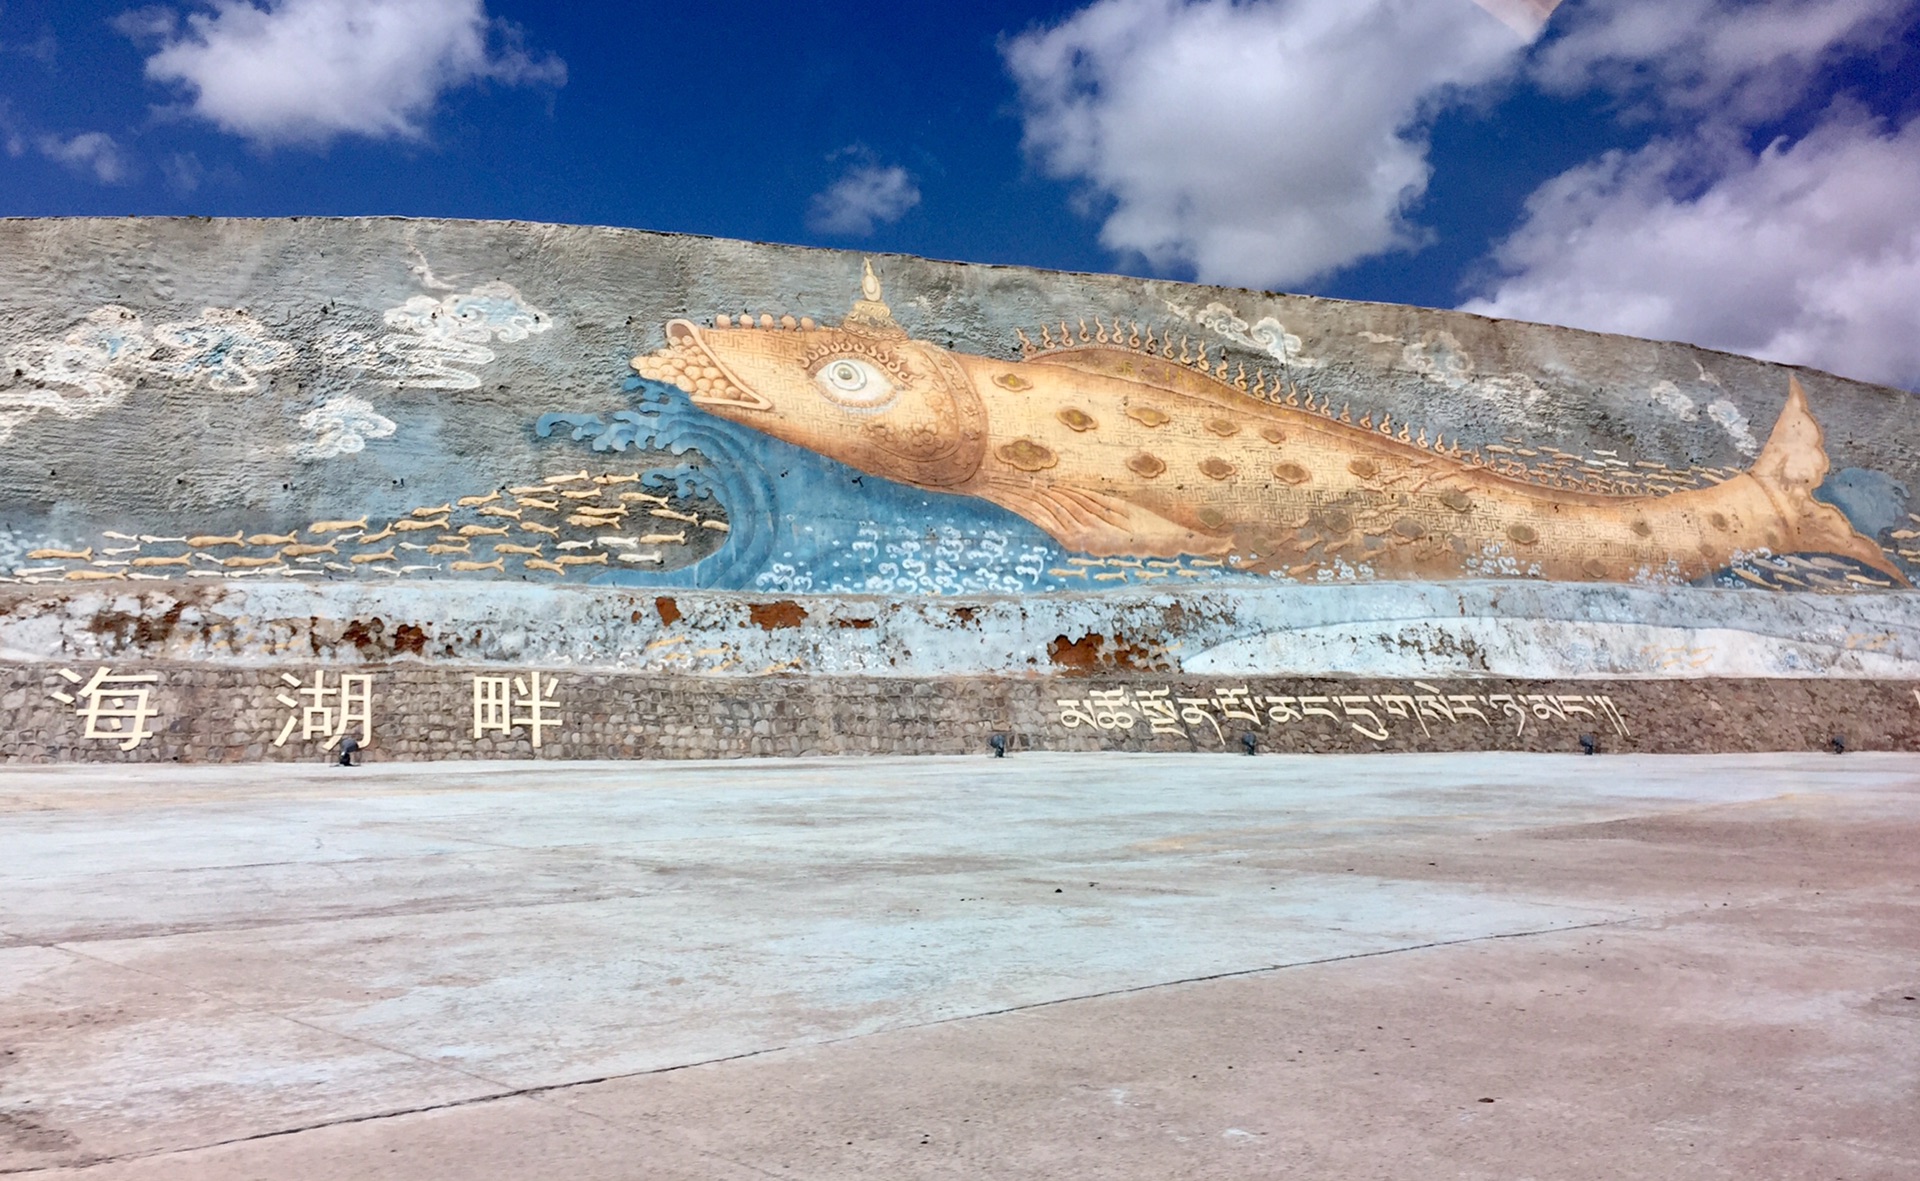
[0,217,1915,760]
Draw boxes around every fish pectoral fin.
[980,479,1229,559]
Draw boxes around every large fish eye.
[810,356,898,411]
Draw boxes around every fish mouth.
[630,320,773,412]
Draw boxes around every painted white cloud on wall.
[806,163,922,237]
[132,0,565,147]
[320,278,553,390]
[293,394,396,460]
[0,306,295,442]
[1004,0,1528,289]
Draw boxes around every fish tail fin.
[1750,376,1908,584]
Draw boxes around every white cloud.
[806,163,922,236]
[294,394,396,460]
[1003,0,1527,289]
[1532,0,1904,122]
[1461,112,1920,390]
[135,0,564,147]
[35,132,128,183]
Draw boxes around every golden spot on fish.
[1205,418,1239,438]
[1273,462,1311,486]
[1582,558,1609,579]
[496,543,545,556]
[1438,489,1473,513]
[1631,519,1653,537]
[1392,519,1426,540]
[1126,405,1171,429]
[526,559,565,575]
[520,521,560,537]
[1056,408,1098,433]
[1197,507,1227,530]
[1199,457,1236,481]
[1709,512,1730,531]
[998,439,1058,472]
[1259,426,1286,445]
[1507,524,1540,546]
[451,559,507,573]
[1348,458,1380,479]
[1127,452,1167,479]
[29,547,91,561]
[1314,508,1354,535]
[352,549,397,564]
[993,373,1033,392]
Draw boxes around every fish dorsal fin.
[1024,344,1268,413]
[1749,376,1830,494]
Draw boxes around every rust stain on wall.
[748,601,807,631]
[656,597,682,626]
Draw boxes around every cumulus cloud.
[132,0,565,147]
[35,132,128,183]
[806,162,922,236]
[1532,0,1904,123]
[1004,0,1527,289]
[1462,112,1920,390]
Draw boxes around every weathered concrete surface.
[2,754,1916,1177]
[7,579,1920,680]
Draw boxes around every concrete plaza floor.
[1,752,1917,1179]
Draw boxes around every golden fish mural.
[633,263,1903,588]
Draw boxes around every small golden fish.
[520,521,560,537]
[556,552,609,567]
[562,489,604,501]
[308,516,368,535]
[650,508,698,523]
[567,513,618,528]
[426,542,472,556]
[546,470,591,484]
[391,518,448,532]
[509,484,552,496]
[526,558,565,575]
[181,534,242,548]
[1094,572,1129,582]
[619,491,670,504]
[359,526,396,543]
[478,505,523,520]
[496,543,545,556]
[352,549,397,564]
[413,504,453,518]
[28,547,91,561]
[131,555,192,567]
[451,558,506,573]
[222,555,283,568]
[517,497,560,511]
[639,532,686,545]
[594,473,639,485]
[64,569,120,581]
[245,533,297,547]
[281,543,337,558]
[457,491,501,507]
[701,519,730,532]
[459,524,510,538]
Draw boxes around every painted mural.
[0,241,1915,598]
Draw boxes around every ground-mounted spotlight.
[1579,734,1598,756]
[989,733,1007,759]
[338,737,361,767]
[1241,732,1259,756]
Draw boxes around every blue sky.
[1,0,1916,387]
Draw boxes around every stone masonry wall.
[3,662,1916,763]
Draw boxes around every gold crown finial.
[844,258,905,338]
